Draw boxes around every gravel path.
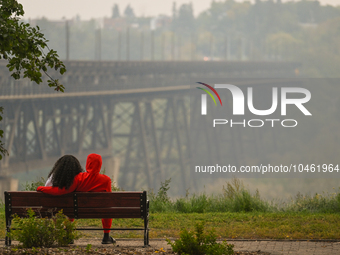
[1,238,340,254]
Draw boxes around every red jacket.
[37,153,111,194]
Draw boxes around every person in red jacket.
[37,153,114,244]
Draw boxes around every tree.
[173,3,195,34]
[172,2,177,19]
[0,0,66,159]
[112,4,120,19]
[124,4,135,19]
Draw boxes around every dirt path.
[1,238,340,254]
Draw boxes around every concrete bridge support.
[102,156,121,189]
[0,176,18,201]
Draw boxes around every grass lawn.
[37,212,340,240]
[1,203,340,240]
[2,178,340,241]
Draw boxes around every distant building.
[103,17,128,30]
[150,15,172,30]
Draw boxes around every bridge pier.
[102,156,121,189]
[0,175,18,201]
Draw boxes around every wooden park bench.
[4,191,149,246]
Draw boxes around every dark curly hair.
[47,155,84,189]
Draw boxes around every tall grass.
[0,202,5,237]
[150,178,273,213]
[149,178,340,214]
[149,179,275,213]
[284,191,340,213]
[10,177,340,214]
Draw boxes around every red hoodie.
[37,153,112,233]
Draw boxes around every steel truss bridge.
[0,60,300,195]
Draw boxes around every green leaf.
[60,67,66,74]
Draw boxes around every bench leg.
[5,235,11,246]
[143,224,149,247]
[5,219,11,246]
[143,201,150,247]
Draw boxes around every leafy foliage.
[285,191,340,213]
[149,178,173,212]
[0,0,66,90]
[9,208,80,248]
[167,222,234,255]
[85,243,92,253]
[21,177,46,191]
[111,179,122,191]
[0,107,8,160]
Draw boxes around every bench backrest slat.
[10,192,74,207]
[75,192,142,208]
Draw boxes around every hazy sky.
[19,0,340,20]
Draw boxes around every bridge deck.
[0,60,300,97]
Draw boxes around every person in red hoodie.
[37,153,114,244]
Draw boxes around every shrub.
[9,208,80,248]
[167,222,234,255]
[111,179,122,191]
[284,191,340,213]
[223,178,271,212]
[21,177,46,191]
[149,178,174,212]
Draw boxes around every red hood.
[85,153,102,174]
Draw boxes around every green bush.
[9,208,80,248]
[149,178,174,212]
[222,178,271,213]
[167,222,234,255]
[285,191,340,213]
[21,177,46,191]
